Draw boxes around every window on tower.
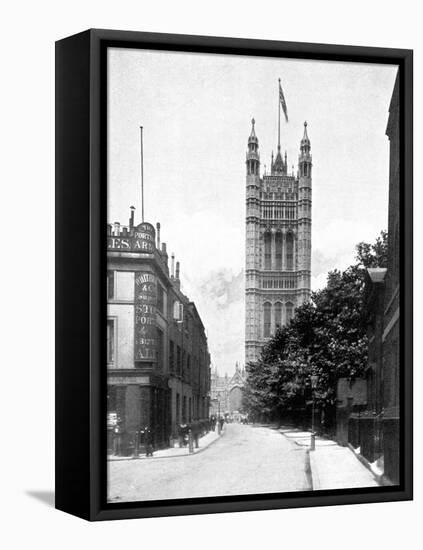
[286,302,294,323]
[286,232,294,270]
[275,302,282,329]
[263,302,271,338]
[275,232,282,269]
[264,232,271,270]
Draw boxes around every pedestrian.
[192,420,200,448]
[219,416,224,432]
[113,421,122,456]
[145,426,154,457]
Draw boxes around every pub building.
[107,207,211,455]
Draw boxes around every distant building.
[210,363,246,417]
[107,211,211,455]
[245,118,312,363]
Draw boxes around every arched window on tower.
[275,232,282,270]
[285,301,294,324]
[263,302,271,338]
[274,302,282,330]
[264,232,271,270]
[286,232,294,270]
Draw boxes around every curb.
[346,444,392,486]
[304,449,314,491]
[280,430,315,491]
[108,430,224,462]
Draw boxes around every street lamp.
[310,374,319,451]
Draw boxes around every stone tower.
[245,119,312,364]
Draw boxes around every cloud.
[181,268,245,376]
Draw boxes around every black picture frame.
[55,28,413,521]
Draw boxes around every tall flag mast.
[278,78,289,149]
[140,126,144,223]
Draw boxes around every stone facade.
[107,212,211,455]
[210,363,246,416]
[245,119,312,363]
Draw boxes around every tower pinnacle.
[246,118,260,176]
[300,121,311,156]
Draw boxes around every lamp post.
[310,374,318,451]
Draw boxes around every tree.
[243,231,387,430]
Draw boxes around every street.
[108,423,310,503]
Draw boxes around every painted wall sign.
[134,271,157,362]
[108,222,156,253]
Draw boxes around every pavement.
[108,423,309,502]
[108,428,221,461]
[280,427,380,490]
[107,423,380,503]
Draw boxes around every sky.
[107,47,398,376]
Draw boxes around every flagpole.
[140,126,144,223]
[278,78,281,150]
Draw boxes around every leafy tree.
[243,231,387,430]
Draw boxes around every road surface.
[108,423,310,503]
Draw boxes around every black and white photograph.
[106,47,401,504]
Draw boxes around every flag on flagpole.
[279,81,289,123]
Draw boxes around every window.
[275,232,282,270]
[182,396,187,423]
[286,302,294,323]
[264,232,271,270]
[275,302,282,329]
[263,302,271,338]
[107,385,117,413]
[176,393,180,424]
[107,319,115,364]
[115,271,134,301]
[286,233,294,270]
[107,271,115,300]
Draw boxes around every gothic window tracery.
[275,302,282,329]
[264,232,271,270]
[275,232,282,270]
[286,301,294,323]
[286,232,294,270]
[263,302,271,337]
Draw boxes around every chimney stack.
[171,253,175,278]
[156,222,161,250]
[176,261,180,280]
[161,243,168,271]
[129,206,135,229]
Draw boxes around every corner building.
[107,212,211,455]
[245,119,312,363]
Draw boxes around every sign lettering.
[134,271,157,362]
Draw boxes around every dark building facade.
[107,210,211,455]
[349,71,400,484]
[381,70,400,483]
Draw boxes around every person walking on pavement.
[145,426,154,457]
